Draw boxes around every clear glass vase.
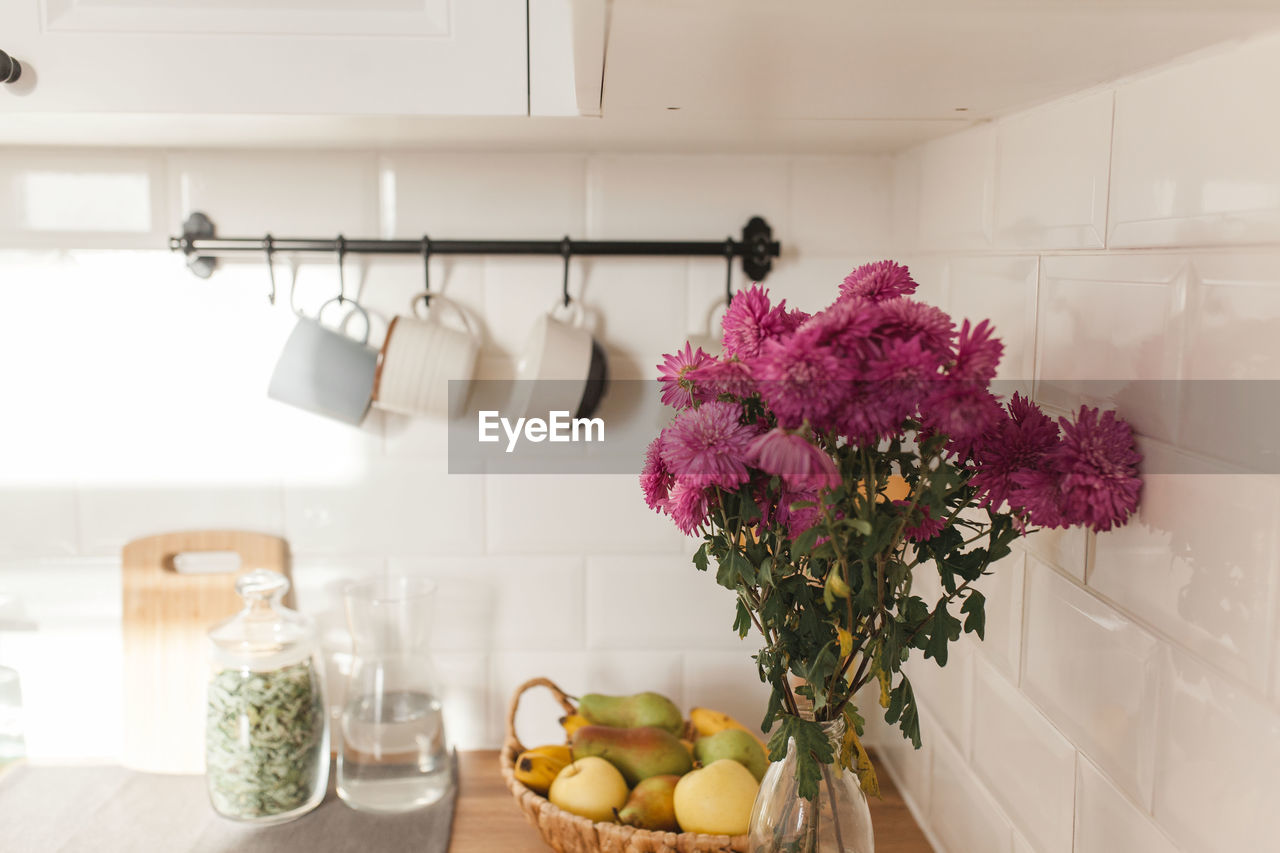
[749,718,874,853]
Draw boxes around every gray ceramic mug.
[268,298,379,425]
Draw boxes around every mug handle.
[316,296,372,345]
[547,298,587,328]
[704,298,729,337]
[411,293,480,340]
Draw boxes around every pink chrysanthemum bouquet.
[641,262,1142,799]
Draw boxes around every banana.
[559,713,590,740]
[689,707,767,751]
[513,744,574,795]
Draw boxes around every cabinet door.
[0,0,526,115]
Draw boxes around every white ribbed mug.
[373,295,479,420]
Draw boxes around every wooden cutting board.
[121,530,291,774]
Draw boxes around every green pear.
[578,691,684,735]
[572,725,693,786]
[615,774,681,832]
[693,728,769,781]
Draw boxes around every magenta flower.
[698,356,756,400]
[969,393,1061,510]
[668,480,713,535]
[923,381,1005,457]
[657,342,714,409]
[872,298,956,357]
[640,434,675,511]
[1020,407,1142,531]
[951,319,1003,384]
[755,330,854,430]
[721,285,795,360]
[798,296,880,360]
[660,400,759,489]
[895,501,946,542]
[748,428,840,490]
[777,483,823,537]
[783,307,813,332]
[840,260,918,303]
[863,335,944,427]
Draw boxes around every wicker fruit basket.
[501,677,750,853]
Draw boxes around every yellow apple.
[673,758,760,835]
[548,756,629,823]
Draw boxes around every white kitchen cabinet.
[0,0,527,116]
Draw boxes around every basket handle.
[505,677,578,756]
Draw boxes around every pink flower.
[969,393,1061,510]
[840,261,918,303]
[777,483,824,537]
[721,285,796,360]
[951,319,1003,384]
[747,428,840,490]
[783,307,812,332]
[872,298,956,357]
[862,335,944,429]
[657,342,714,409]
[660,400,759,489]
[1018,407,1141,531]
[895,500,946,542]
[1010,407,1142,531]
[640,434,675,511]
[668,480,713,535]
[922,381,1005,457]
[755,330,855,430]
[698,357,756,400]
[798,297,879,360]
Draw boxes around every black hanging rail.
[170,211,782,283]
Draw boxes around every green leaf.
[884,677,922,749]
[849,518,872,537]
[715,549,752,589]
[791,526,821,557]
[692,542,709,573]
[961,589,987,640]
[923,602,962,666]
[733,598,753,638]
[766,715,835,800]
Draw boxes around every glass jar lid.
[208,570,315,671]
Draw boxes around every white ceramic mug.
[268,298,378,426]
[514,300,607,420]
[374,294,480,419]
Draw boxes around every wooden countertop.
[450,750,933,853]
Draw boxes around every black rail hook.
[724,236,736,305]
[335,234,347,303]
[561,235,572,307]
[263,233,277,305]
[421,235,432,308]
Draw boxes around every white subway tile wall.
[881,31,1280,853]
[0,148,886,760]
[0,31,1276,853]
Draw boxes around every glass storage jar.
[205,570,329,824]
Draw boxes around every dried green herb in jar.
[205,660,326,820]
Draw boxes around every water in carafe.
[337,577,452,814]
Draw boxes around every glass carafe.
[205,570,329,824]
[337,577,450,814]
[749,717,874,853]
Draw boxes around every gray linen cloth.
[0,754,458,853]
